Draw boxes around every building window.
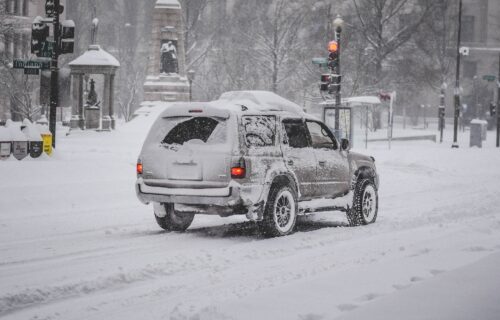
[461,15,475,43]
[22,0,28,16]
[463,61,477,78]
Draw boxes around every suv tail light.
[137,162,143,175]
[231,158,246,179]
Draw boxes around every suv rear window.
[161,117,227,145]
[242,115,276,147]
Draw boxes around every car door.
[281,119,317,200]
[305,120,350,198]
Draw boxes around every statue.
[85,79,100,108]
[160,40,178,74]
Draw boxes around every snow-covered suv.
[136,91,379,236]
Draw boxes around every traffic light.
[60,20,75,54]
[379,92,391,102]
[490,103,496,116]
[31,20,49,55]
[320,74,330,91]
[45,0,64,18]
[439,106,445,118]
[328,41,339,71]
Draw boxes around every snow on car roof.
[218,91,304,114]
[158,91,307,119]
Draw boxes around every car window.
[242,115,276,148]
[306,121,338,150]
[162,117,227,145]
[283,120,309,149]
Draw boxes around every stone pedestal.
[84,107,100,130]
[143,0,190,102]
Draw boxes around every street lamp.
[187,69,195,102]
[332,15,344,135]
[439,82,447,143]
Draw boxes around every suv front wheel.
[347,179,378,226]
[155,203,194,232]
[260,184,298,237]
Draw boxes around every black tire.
[260,183,298,237]
[347,178,378,227]
[154,203,194,232]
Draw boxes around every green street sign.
[312,57,328,67]
[38,41,54,58]
[13,59,50,70]
[24,68,40,75]
[483,75,496,82]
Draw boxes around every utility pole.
[49,0,61,148]
[452,0,462,148]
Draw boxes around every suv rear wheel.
[347,179,378,226]
[155,203,194,232]
[260,184,298,237]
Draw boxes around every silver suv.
[136,91,379,236]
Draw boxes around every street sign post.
[13,59,51,70]
[24,68,40,75]
[483,75,496,82]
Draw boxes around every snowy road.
[1,117,500,320]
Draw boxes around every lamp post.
[187,69,195,102]
[333,15,344,134]
[439,82,447,143]
[452,0,463,148]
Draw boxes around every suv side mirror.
[341,138,350,151]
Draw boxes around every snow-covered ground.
[1,107,500,320]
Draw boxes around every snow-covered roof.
[470,119,488,125]
[69,45,120,68]
[155,0,181,9]
[22,120,42,141]
[218,91,304,114]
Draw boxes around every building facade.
[0,0,66,121]
[460,0,500,118]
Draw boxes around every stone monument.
[143,0,190,102]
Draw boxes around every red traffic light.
[328,41,338,53]
[379,92,391,102]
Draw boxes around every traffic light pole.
[334,29,341,132]
[49,0,60,148]
[452,0,462,148]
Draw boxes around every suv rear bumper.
[135,178,263,209]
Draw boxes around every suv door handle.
[318,161,326,166]
[287,159,294,166]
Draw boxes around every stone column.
[70,73,84,129]
[109,74,115,129]
[101,74,111,130]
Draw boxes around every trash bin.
[0,126,11,160]
[7,121,29,160]
[22,119,43,158]
[470,119,487,148]
[37,124,53,156]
